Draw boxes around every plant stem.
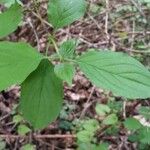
[47,35,64,61]
[45,43,49,57]
[46,55,77,64]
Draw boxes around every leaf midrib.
[78,61,150,88]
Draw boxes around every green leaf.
[103,114,118,125]
[124,117,142,131]
[17,124,31,136]
[0,41,43,91]
[82,119,99,132]
[21,144,36,150]
[59,39,77,59]
[138,143,150,150]
[95,103,111,116]
[48,0,86,29]
[105,125,119,135]
[77,143,108,150]
[0,3,22,38]
[108,100,122,112]
[58,120,72,131]
[77,130,94,143]
[54,63,75,85]
[139,106,150,120]
[128,133,141,142]
[77,142,92,150]
[95,143,109,150]
[89,4,100,14]
[20,59,63,129]
[138,127,150,144]
[77,51,150,99]
[13,115,24,124]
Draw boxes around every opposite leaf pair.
[1,40,150,129]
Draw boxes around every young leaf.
[77,130,94,143]
[13,115,24,124]
[102,114,118,125]
[20,59,63,129]
[82,119,99,132]
[48,0,86,29]
[124,117,142,131]
[95,103,111,116]
[0,3,22,38]
[54,63,75,85]
[77,51,150,99]
[59,39,77,59]
[17,124,31,136]
[0,41,43,91]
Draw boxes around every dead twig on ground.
[0,134,76,139]
[79,86,95,119]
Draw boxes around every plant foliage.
[0,3,22,38]
[0,0,150,131]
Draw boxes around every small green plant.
[0,0,150,130]
[123,105,150,149]
[74,110,110,149]
[76,119,99,143]
[21,143,36,150]
[12,113,31,136]
[74,102,122,149]
[124,116,150,149]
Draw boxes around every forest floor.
[0,0,150,150]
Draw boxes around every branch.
[0,134,76,139]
